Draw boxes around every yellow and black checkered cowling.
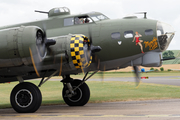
[70,35,92,69]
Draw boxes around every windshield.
[89,14,109,21]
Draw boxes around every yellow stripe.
[29,48,40,77]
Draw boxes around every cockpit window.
[64,16,93,26]
[74,16,93,25]
[89,14,109,21]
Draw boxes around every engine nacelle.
[0,26,45,67]
[48,34,92,70]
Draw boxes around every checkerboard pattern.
[70,35,92,69]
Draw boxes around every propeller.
[133,66,141,88]
[87,26,105,81]
[42,23,56,56]
[88,26,101,53]
[29,27,56,77]
[88,26,101,69]
[71,26,101,75]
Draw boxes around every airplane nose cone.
[157,21,175,51]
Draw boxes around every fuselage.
[0,9,174,82]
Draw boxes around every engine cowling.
[70,35,92,69]
[0,26,45,67]
[48,34,93,70]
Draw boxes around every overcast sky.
[0,0,179,50]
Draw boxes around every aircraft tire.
[62,79,90,106]
[10,82,42,113]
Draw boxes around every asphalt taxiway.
[0,99,180,120]
[89,76,180,86]
[0,76,180,120]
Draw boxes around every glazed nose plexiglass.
[157,21,175,51]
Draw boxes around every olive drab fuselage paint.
[0,7,174,83]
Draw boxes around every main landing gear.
[62,79,90,106]
[61,71,97,106]
[10,71,98,113]
[10,82,42,113]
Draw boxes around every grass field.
[1,71,180,109]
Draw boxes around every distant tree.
[160,67,164,71]
[168,69,172,71]
[168,51,174,57]
[150,68,154,71]
[163,50,175,60]
[163,52,168,58]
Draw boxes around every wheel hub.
[67,87,82,102]
[15,89,33,108]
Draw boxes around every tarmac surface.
[1,99,180,120]
[0,76,180,120]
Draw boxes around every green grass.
[1,78,180,109]
[89,81,180,102]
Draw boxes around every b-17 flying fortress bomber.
[0,7,175,113]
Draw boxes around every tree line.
[163,50,175,59]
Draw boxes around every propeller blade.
[28,23,57,78]
[93,54,100,70]
[42,23,56,63]
[98,65,106,82]
[80,43,90,74]
[88,26,92,44]
[36,30,46,58]
[133,66,141,88]
[29,29,46,77]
